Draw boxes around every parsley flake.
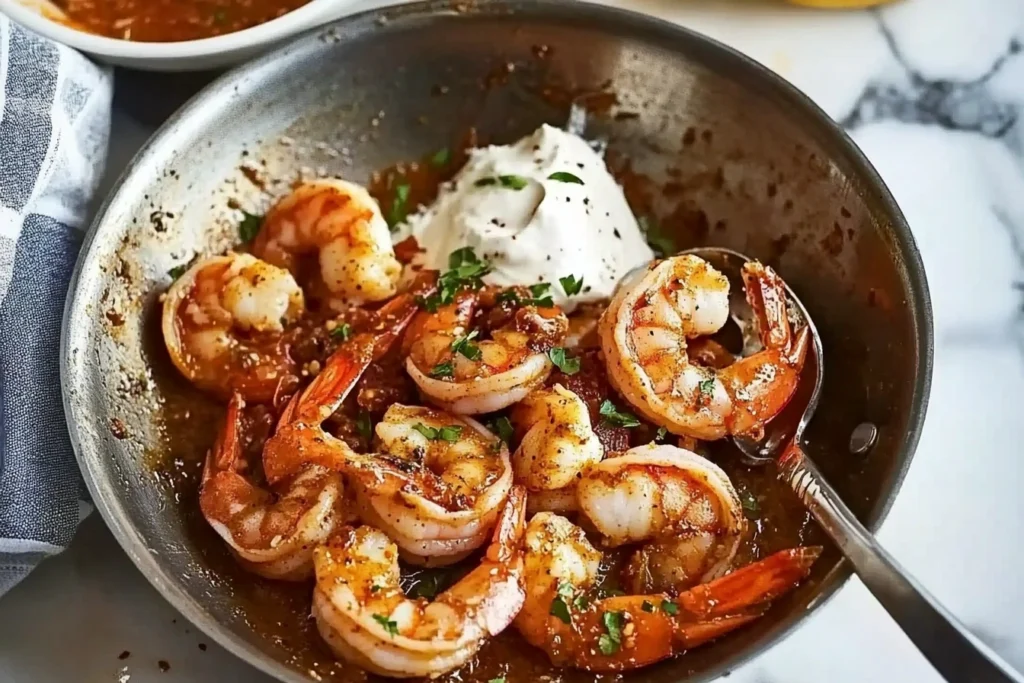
[559,274,584,296]
[430,147,450,167]
[412,423,463,442]
[598,611,624,655]
[238,211,263,243]
[741,490,761,518]
[548,347,580,375]
[637,215,675,257]
[660,600,679,615]
[475,175,529,190]
[547,171,584,185]
[489,416,514,445]
[527,282,554,307]
[599,400,640,428]
[168,264,188,279]
[450,330,481,361]
[388,183,411,229]
[550,596,572,624]
[641,600,655,613]
[331,322,352,341]
[430,361,455,379]
[372,614,399,637]
[488,678,506,683]
[698,378,716,397]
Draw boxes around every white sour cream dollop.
[398,124,654,312]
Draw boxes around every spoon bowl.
[681,246,824,464]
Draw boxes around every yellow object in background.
[786,0,897,6]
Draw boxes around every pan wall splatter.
[60,2,932,683]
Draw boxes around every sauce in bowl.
[52,0,313,42]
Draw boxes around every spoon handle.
[779,444,1024,683]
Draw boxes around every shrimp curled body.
[252,179,402,305]
[162,253,304,402]
[600,255,809,441]
[312,487,527,678]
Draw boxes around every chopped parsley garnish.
[547,347,580,375]
[637,215,675,257]
[168,263,188,279]
[418,247,493,312]
[388,182,411,229]
[355,412,373,443]
[238,211,263,243]
[573,595,590,610]
[599,399,640,428]
[430,361,455,379]
[497,289,521,305]
[550,596,572,624]
[412,423,463,442]
[660,600,679,615]
[489,416,514,445]
[331,322,352,341]
[527,282,554,307]
[547,171,584,185]
[559,274,584,296]
[641,600,655,613]
[488,678,506,683]
[475,175,529,190]
[698,378,716,397]
[598,611,624,655]
[741,490,761,518]
[372,614,399,637]
[550,581,575,624]
[430,147,450,167]
[450,330,481,361]
[655,426,668,442]
[370,584,382,593]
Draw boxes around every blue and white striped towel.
[0,15,112,595]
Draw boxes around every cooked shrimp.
[312,486,527,678]
[262,291,425,485]
[162,253,304,402]
[577,444,744,590]
[199,393,347,580]
[509,384,603,514]
[345,404,513,565]
[600,255,809,441]
[262,291,512,565]
[516,512,821,672]
[405,289,569,414]
[251,179,402,305]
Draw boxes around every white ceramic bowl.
[0,0,369,70]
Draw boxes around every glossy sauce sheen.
[148,148,822,682]
[53,0,312,42]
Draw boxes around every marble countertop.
[3,0,1023,681]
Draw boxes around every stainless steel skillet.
[61,2,933,682]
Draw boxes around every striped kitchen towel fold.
[0,14,112,595]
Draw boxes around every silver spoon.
[622,247,1024,683]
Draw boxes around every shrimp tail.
[263,292,427,485]
[675,611,764,649]
[204,392,245,480]
[742,261,791,351]
[676,546,823,619]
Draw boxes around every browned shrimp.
[199,392,348,580]
[162,253,304,402]
[404,287,569,414]
[515,512,821,672]
[599,255,809,441]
